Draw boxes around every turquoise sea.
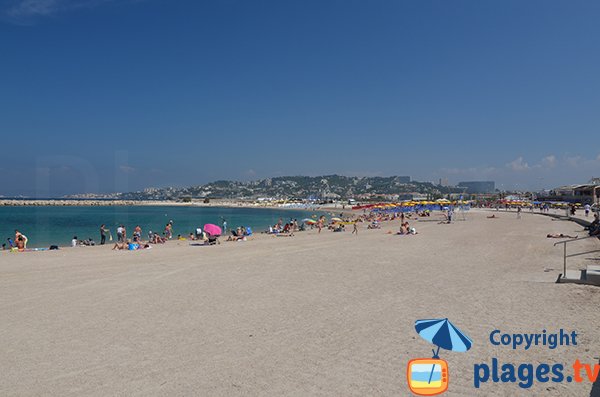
[0,206,322,248]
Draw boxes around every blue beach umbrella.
[415,318,472,357]
[415,318,473,384]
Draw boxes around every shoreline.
[0,204,350,250]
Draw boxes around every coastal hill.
[67,175,463,201]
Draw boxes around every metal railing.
[554,235,600,280]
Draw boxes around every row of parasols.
[352,200,472,213]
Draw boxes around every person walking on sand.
[352,222,358,235]
[100,224,109,245]
[584,204,591,217]
[517,206,522,219]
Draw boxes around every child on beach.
[133,225,142,242]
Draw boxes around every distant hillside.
[67,175,462,201]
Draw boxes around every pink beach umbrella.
[203,224,222,236]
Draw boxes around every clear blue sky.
[1,0,599,196]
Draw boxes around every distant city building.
[572,184,600,204]
[457,181,495,194]
[541,184,599,204]
[438,178,449,187]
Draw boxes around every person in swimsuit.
[15,230,28,248]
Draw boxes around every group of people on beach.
[266,218,302,236]
[7,204,598,253]
[226,226,252,241]
[2,230,28,252]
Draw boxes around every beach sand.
[1,211,599,396]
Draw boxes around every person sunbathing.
[149,233,166,244]
[367,222,381,229]
[112,241,127,250]
[227,228,245,241]
[276,231,294,237]
[546,233,577,239]
[487,215,498,219]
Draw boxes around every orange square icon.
[407,358,449,396]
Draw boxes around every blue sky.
[1,0,599,196]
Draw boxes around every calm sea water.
[0,206,322,248]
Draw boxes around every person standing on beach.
[116,225,124,243]
[584,204,591,217]
[222,219,227,234]
[133,225,142,242]
[15,230,28,248]
[352,222,358,235]
[517,206,522,219]
[100,224,109,245]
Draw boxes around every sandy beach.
[1,210,599,396]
